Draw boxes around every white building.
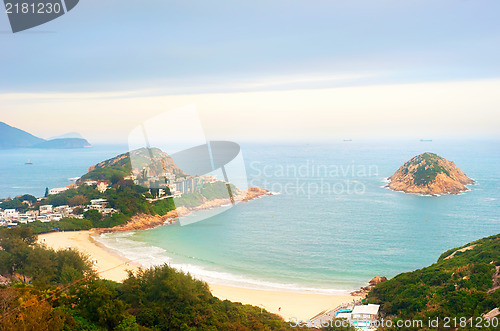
[40,205,53,213]
[97,182,109,193]
[49,187,68,195]
[349,304,380,330]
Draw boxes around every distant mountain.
[48,131,84,140]
[388,152,474,195]
[0,121,45,149]
[0,121,91,149]
[31,138,92,149]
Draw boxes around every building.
[97,181,109,193]
[49,187,68,195]
[40,205,53,213]
[201,175,217,183]
[349,304,380,330]
[90,198,108,206]
[3,209,19,220]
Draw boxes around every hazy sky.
[1,1,500,142]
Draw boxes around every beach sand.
[210,284,359,321]
[38,230,139,282]
[38,230,361,321]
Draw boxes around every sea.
[1,140,499,294]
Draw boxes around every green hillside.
[402,153,451,186]
[367,234,500,329]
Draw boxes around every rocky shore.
[350,276,387,296]
[97,187,271,233]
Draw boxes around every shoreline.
[37,230,363,321]
[97,187,273,233]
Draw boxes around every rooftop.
[351,304,380,316]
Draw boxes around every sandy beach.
[38,230,361,321]
[38,230,140,282]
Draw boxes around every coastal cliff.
[388,152,473,196]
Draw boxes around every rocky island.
[388,152,474,196]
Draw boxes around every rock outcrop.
[351,276,388,296]
[242,187,271,202]
[388,152,474,196]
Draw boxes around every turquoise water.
[2,140,499,293]
[98,140,500,293]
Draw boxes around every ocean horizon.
[2,139,499,294]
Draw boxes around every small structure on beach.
[309,303,380,330]
[349,304,380,330]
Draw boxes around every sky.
[1,0,500,142]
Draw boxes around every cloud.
[1,78,500,142]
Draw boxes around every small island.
[388,152,474,196]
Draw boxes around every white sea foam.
[95,233,351,295]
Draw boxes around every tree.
[110,173,124,185]
[83,209,103,223]
[68,194,87,207]
[44,187,49,197]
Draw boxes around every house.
[89,199,109,211]
[54,205,72,217]
[19,213,35,223]
[2,209,19,221]
[50,213,63,221]
[37,215,50,223]
[90,198,107,205]
[97,181,109,193]
[102,208,117,216]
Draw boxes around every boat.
[25,159,33,165]
[420,139,432,142]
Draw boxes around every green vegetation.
[367,234,500,330]
[0,228,301,330]
[0,227,91,287]
[79,165,131,183]
[402,152,452,186]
